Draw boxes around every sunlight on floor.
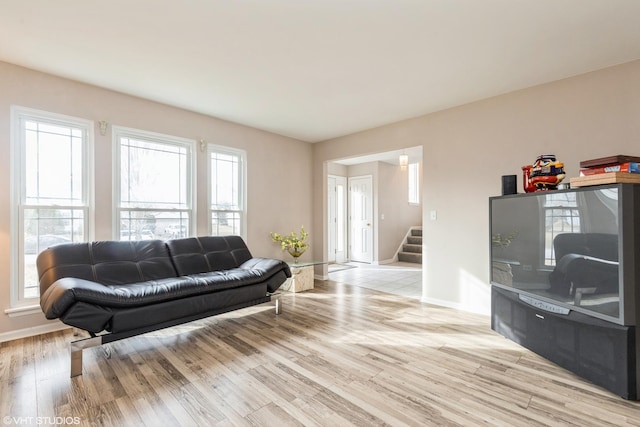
[328,262,422,300]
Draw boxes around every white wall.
[313,59,640,315]
[0,61,313,337]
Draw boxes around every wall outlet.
[522,264,533,271]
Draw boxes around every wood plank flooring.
[2,280,640,426]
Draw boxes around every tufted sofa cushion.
[166,235,253,275]
[37,240,178,291]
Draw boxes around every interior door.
[349,175,373,263]
[328,175,347,263]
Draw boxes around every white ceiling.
[2,1,640,143]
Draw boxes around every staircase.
[398,227,422,264]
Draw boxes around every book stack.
[570,155,640,187]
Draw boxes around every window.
[543,192,581,266]
[114,127,195,241]
[11,107,93,305]
[208,145,246,237]
[408,162,420,205]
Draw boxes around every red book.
[579,162,640,176]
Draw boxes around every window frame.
[10,106,94,308]
[112,126,196,241]
[207,144,247,239]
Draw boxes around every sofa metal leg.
[274,295,282,315]
[70,336,102,377]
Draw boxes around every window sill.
[4,304,42,318]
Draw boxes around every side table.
[280,261,326,293]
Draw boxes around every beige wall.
[0,61,312,337]
[313,59,640,315]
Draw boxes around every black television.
[490,183,640,326]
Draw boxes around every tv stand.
[490,183,640,399]
[492,286,637,399]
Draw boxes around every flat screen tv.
[490,183,639,326]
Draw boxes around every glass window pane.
[23,208,85,297]
[408,163,419,204]
[119,210,189,240]
[120,138,189,209]
[211,152,240,210]
[24,123,84,205]
[211,211,240,236]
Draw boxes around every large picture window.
[208,145,246,237]
[114,127,195,241]
[11,107,93,305]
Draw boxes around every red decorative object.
[521,165,536,193]
[522,154,566,192]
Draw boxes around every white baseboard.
[421,296,490,317]
[314,274,328,281]
[0,321,70,343]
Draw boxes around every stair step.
[407,236,422,245]
[411,228,422,237]
[403,243,422,253]
[398,251,422,264]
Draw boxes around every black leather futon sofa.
[37,235,291,376]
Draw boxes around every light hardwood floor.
[2,280,640,426]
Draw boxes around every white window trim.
[9,106,94,309]
[207,144,247,240]
[112,126,197,239]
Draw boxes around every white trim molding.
[0,321,70,344]
[4,304,42,317]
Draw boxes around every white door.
[349,175,373,263]
[328,175,347,263]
